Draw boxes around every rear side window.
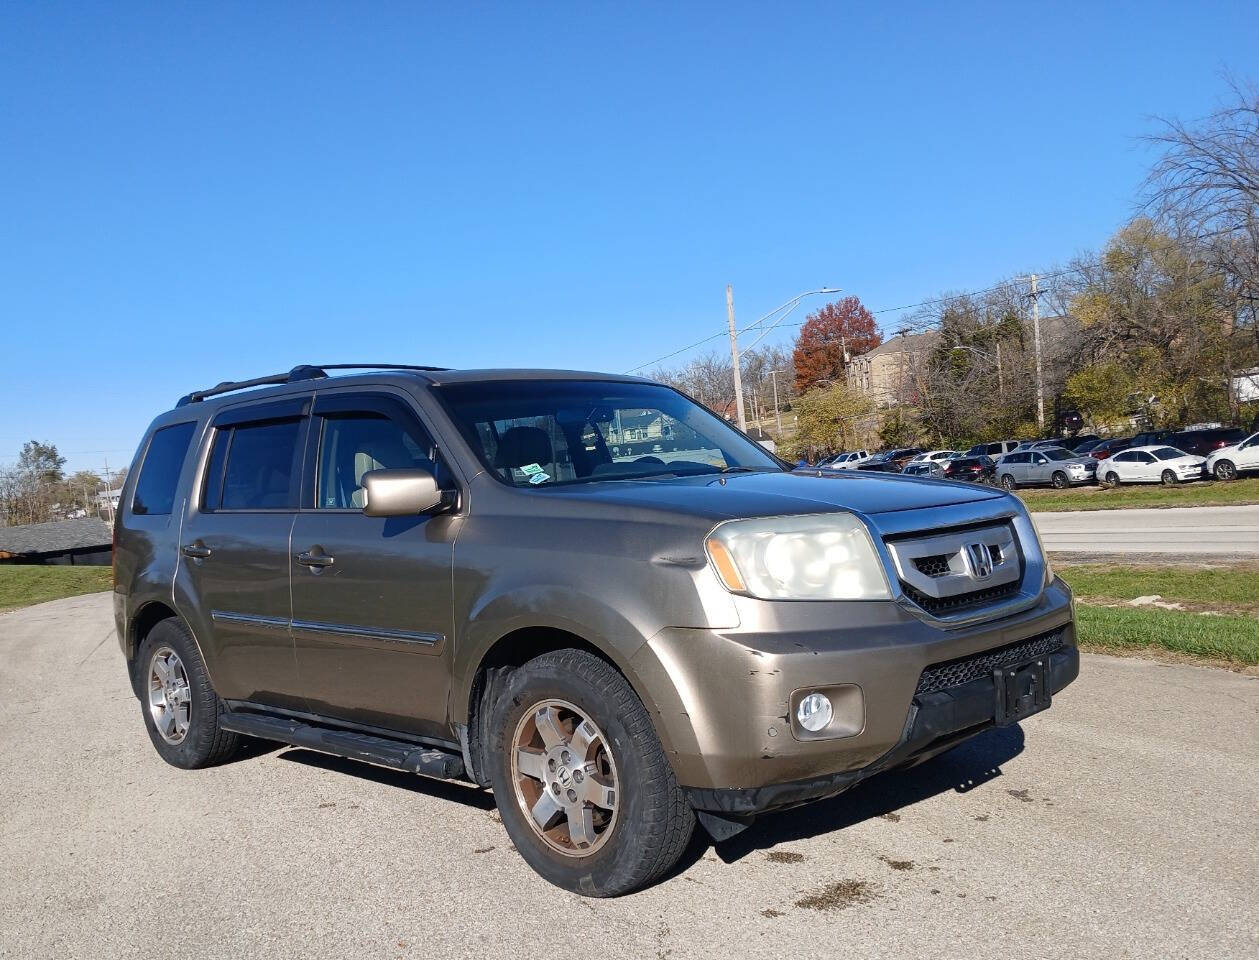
[132,422,196,516]
[203,419,304,511]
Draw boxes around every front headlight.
[705,514,891,600]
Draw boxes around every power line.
[625,264,1093,375]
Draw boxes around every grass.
[1015,476,1259,512]
[0,565,112,612]
[1059,563,1259,613]
[1073,604,1259,668]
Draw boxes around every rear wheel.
[1051,471,1068,489]
[137,618,239,769]
[1103,471,1120,488]
[1000,474,1016,491]
[1214,460,1237,481]
[1161,469,1178,486]
[488,649,694,897]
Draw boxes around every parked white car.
[826,450,871,470]
[909,449,960,464]
[1204,431,1259,481]
[1096,445,1206,486]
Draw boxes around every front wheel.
[1103,471,1120,488]
[1214,460,1237,481]
[1000,474,1016,491]
[1051,471,1069,489]
[1161,469,1178,486]
[488,649,695,897]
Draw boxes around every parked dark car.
[1071,438,1101,454]
[1087,437,1132,460]
[858,447,924,472]
[965,440,1019,459]
[1169,427,1247,458]
[1129,429,1176,448]
[942,455,996,484]
[1061,434,1100,451]
[901,460,943,478]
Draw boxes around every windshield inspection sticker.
[528,471,551,485]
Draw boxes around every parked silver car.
[996,447,1097,490]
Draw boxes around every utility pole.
[769,369,784,435]
[1028,274,1045,431]
[726,284,747,431]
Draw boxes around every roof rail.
[175,363,449,406]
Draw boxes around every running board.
[220,711,465,779]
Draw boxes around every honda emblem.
[966,542,994,579]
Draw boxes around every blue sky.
[1,1,1253,473]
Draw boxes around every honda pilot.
[113,364,1078,896]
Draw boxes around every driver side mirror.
[361,468,444,517]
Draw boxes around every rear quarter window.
[132,421,197,516]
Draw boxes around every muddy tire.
[488,649,694,897]
[137,618,239,769]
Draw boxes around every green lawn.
[1059,563,1259,613]
[0,565,112,612]
[1016,476,1259,512]
[1074,604,1259,667]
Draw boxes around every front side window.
[204,419,304,511]
[316,413,436,509]
[437,380,782,487]
[132,421,196,516]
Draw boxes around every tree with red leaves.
[792,296,882,392]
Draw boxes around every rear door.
[288,390,461,740]
[173,395,312,710]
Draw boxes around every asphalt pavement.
[1031,503,1259,555]
[2,593,1256,959]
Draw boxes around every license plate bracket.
[993,656,1051,726]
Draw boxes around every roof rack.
[175,364,449,406]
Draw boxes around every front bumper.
[686,642,1077,815]
[629,577,1075,802]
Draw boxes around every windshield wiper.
[721,465,773,474]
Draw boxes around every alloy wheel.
[1001,475,1015,490]
[511,699,619,857]
[1161,470,1177,486]
[148,646,192,745]
[1105,472,1120,487]
[1052,471,1068,489]
[1215,461,1236,481]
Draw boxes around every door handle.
[296,551,334,569]
[181,542,212,560]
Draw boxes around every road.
[2,593,1257,959]
[1031,503,1259,555]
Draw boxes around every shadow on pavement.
[276,748,498,810]
[702,723,1026,867]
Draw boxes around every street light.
[727,286,840,431]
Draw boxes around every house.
[847,330,938,407]
[0,518,113,566]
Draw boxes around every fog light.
[796,692,833,732]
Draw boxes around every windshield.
[1152,447,1187,460]
[435,379,784,487]
[1042,448,1074,461]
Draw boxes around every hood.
[540,469,1007,522]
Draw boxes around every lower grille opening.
[915,629,1066,696]
[912,554,952,578]
[900,579,1020,615]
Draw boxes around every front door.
[289,391,460,740]
[173,397,311,711]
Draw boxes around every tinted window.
[132,422,196,516]
[317,413,436,509]
[217,419,303,510]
